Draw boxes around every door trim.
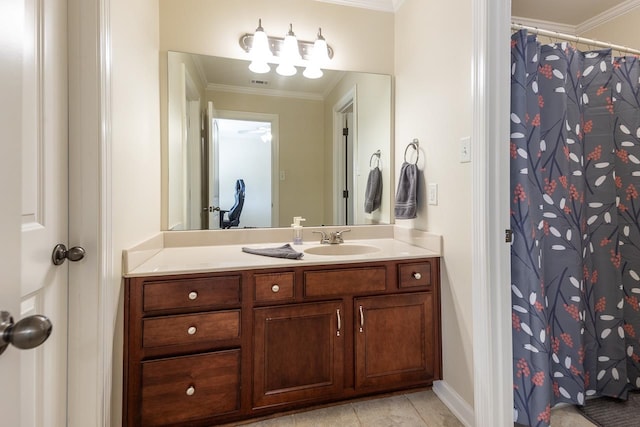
[471,0,513,426]
[332,86,357,225]
[67,0,113,425]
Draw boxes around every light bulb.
[249,60,270,74]
[276,62,297,76]
[303,65,323,79]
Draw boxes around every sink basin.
[304,244,381,256]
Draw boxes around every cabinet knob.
[186,386,195,396]
[271,284,280,293]
[413,272,422,280]
[187,326,197,335]
[188,291,198,300]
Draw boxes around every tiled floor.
[222,389,597,427]
[222,390,461,427]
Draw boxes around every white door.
[0,0,27,424]
[1,0,70,425]
[207,103,220,229]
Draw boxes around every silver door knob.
[0,311,52,355]
[52,243,86,266]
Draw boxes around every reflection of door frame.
[184,70,201,229]
[214,110,279,227]
[332,86,357,225]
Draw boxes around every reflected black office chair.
[219,179,245,229]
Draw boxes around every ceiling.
[511,0,627,26]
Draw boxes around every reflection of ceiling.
[193,54,346,100]
[511,0,629,26]
[217,119,270,140]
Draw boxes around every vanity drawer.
[398,262,432,289]
[142,310,240,349]
[304,267,386,297]
[254,272,295,302]
[142,275,240,312]
[141,350,240,426]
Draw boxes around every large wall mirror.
[164,51,393,230]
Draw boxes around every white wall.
[159,0,394,74]
[110,0,161,423]
[395,0,474,408]
[581,8,640,51]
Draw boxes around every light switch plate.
[460,137,471,163]
[428,183,438,205]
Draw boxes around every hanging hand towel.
[364,166,383,213]
[241,243,304,260]
[394,161,418,219]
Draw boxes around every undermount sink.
[304,244,381,256]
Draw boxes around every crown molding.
[577,0,640,34]
[312,0,395,12]
[207,83,324,102]
[511,16,577,35]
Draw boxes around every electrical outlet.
[460,137,471,163]
[428,183,438,205]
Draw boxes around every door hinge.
[343,190,349,198]
[343,127,349,136]
[505,229,513,243]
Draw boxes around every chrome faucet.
[313,229,351,244]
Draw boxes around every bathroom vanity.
[122,228,442,426]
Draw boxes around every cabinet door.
[253,301,344,408]
[355,293,435,389]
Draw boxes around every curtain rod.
[511,22,640,56]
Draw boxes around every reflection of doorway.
[214,111,279,228]
[333,88,357,225]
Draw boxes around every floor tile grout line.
[405,392,430,426]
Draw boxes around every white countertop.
[123,226,442,278]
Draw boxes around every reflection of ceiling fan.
[238,125,270,135]
[238,126,272,143]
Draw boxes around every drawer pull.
[186,385,195,396]
[271,284,280,293]
[188,291,198,300]
[187,326,197,335]
[413,272,422,280]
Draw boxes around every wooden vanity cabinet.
[355,293,436,390]
[253,301,344,408]
[123,257,441,427]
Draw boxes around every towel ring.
[404,139,419,165]
[369,150,381,168]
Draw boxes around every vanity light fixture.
[240,19,334,79]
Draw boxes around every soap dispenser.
[291,216,306,245]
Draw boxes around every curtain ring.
[404,139,419,165]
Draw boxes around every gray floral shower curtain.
[511,29,640,426]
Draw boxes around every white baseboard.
[432,380,474,427]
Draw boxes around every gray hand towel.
[242,243,303,259]
[394,161,418,219]
[364,166,383,213]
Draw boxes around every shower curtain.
[511,29,640,426]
